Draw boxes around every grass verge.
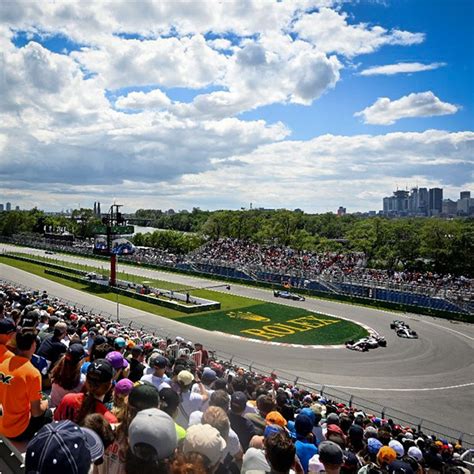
[0,255,368,344]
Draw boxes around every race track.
[0,243,473,442]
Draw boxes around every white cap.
[183,424,226,466]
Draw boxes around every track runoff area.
[0,250,368,346]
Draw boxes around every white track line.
[323,382,474,392]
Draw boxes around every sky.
[0,0,473,213]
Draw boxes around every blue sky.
[0,1,472,212]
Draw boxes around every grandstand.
[2,235,473,318]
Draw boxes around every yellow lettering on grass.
[240,315,340,340]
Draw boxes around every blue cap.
[0,318,16,335]
[368,437,383,454]
[25,420,102,474]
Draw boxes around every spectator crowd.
[0,281,472,474]
[2,236,473,301]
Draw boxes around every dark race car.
[273,290,305,301]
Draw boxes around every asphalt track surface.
[0,244,473,441]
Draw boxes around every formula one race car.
[390,320,410,330]
[345,335,387,351]
[273,290,305,301]
[396,327,418,339]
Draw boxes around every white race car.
[390,320,410,330]
[346,335,387,351]
[396,327,418,339]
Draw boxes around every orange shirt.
[0,355,42,438]
[0,344,14,364]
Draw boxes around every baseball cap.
[326,413,340,425]
[319,441,344,465]
[202,367,217,383]
[177,370,194,386]
[159,387,180,415]
[231,391,248,412]
[295,414,313,436]
[266,411,288,427]
[0,318,16,335]
[128,408,177,460]
[377,446,398,465]
[389,440,405,457]
[25,420,103,474]
[407,446,423,462]
[348,424,364,441]
[65,343,86,363]
[106,351,129,370]
[87,359,114,383]
[367,437,383,454]
[114,378,134,396]
[114,337,126,348]
[387,460,415,474]
[264,424,285,438]
[183,424,226,466]
[151,355,168,369]
[128,382,160,411]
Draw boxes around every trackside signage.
[240,315,340,340]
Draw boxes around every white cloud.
[355,92,459,125]
[360,62,446,76]
[115,89,171,110]
[294,8,424,58]
[2,1,468,214]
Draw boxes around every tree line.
[1,208,472,276]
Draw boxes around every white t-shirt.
[50,373,86,408]
[139,373,171,391]
[176,391,206,429]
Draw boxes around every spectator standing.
[125,408,178,474]
[54,358,118,425]
[140,355,171,390]
[49,342,87,407]
[0,328,51,439]
[228,391,256,451]
[100,382,160,474]
[128,345,145,382]
[295,414,318,473]
[175,370,209,429]
[36,321,68,368]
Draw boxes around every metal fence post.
[349,395,353,408]
[418,419,423,433]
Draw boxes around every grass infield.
[0,255,368,345]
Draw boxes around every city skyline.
[0,1,472,213]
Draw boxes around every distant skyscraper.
[429,188,443,215]
[0,204,3,211]
[337,206,346,216]
[93,202,97,214]
[417,188,429,215]
[460,191,471,200]
[15,205,20,211]
[5,202,11,211]
[97,202,101,215]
